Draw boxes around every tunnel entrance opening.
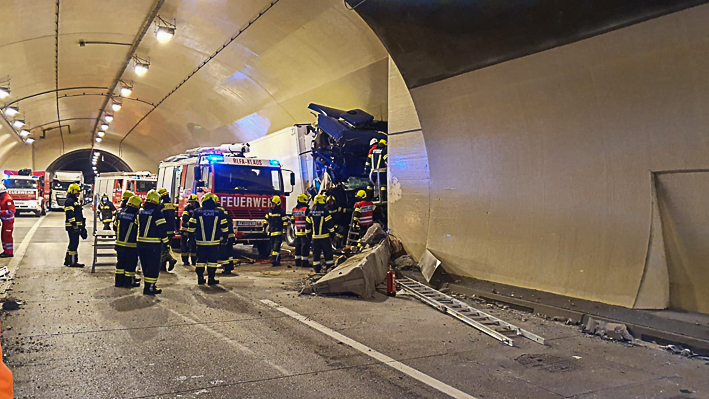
[45,149,132,185]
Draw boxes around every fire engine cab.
[2,169,49,217]
[157,144,295,257]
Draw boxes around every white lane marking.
[260,299,477,399]
[166,307,290,376]
[1,216,44,296]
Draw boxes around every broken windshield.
[213,164,283,194]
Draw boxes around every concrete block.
[313,241,391,298]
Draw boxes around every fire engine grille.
[229,208,267,220]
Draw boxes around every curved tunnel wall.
[378,4,709,309]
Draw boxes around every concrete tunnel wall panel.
[403,5,709,308]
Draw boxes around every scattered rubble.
[360,223,387,247]
[0,298,22,311]
[393,255,416,270]
[583,317,634,341]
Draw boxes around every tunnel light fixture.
[155,17,176,43]
[119,81,133,97]
[24,137,34,144]
[0,86,9,99]
[4,105,18,117]
[97,131,105,138]
[12,118,25,129]
[103,113,114,123]
[19,129,30,138]
[132,55,150,76]
[95,137,103,143]
[111,99,122,112]
[100,123,109,131]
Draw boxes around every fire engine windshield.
[213,164,283,194]
[3,179,37,189]
[127,180,157,193]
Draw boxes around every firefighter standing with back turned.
[64,183,87,267]
[214,195,236,274]
[0,183,16,258]
[113,195,142,288]
[352,190,374,249]
[98,193,116,230]
[158,188,177,272]
[188,193,229,285]
[365,138,388,202]
[180,194,199,266]
[264,196,287,266]
[137,190,168,295]
[118,190,134,213]
[292,194,310,268]
[306,194,335,273]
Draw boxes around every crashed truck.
[247,103,387,247]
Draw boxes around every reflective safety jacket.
[0,193,16,223]
[114,207,139,248]
[217,206,235,240]
[64,195,85,231]
[188,203,229,246]
[365,143,388,174]
[159,194,177,235]
[353,200,374,227]
[137,203,168,245]
[306,204,334,240]
[292,203,309,236]
[98,200,116,223]
[265,205,287,236]
[181,201,199,232]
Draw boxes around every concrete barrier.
[312,241,391,298]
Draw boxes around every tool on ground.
[386,266,396,297]
[398,277,545,346]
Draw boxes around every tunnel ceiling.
[0,0,388,169]
[348,0,709,89]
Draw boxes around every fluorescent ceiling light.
[97,131,105,137]
[134,63,149,76]
[24,138,34,144]
[0,87,9,99]
[12,119,25,129]
[95,137,103,143]
[111,102,122,112]
[19,129,30,137]
[104,114,114,123]
[100,123,109,131]
[120,85,132,97]
[156,26,175,43]
[4,106,18,117]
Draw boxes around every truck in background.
[93,172,157,207]
[157,144,295,258]
[50,171,84,210]
[1,169,49,216]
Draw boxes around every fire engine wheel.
[285,222,296,247]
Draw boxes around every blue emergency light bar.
[269,160,280,166]
[2,174,8,180]
[206,154,225,162]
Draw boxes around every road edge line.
[1,216,44,297]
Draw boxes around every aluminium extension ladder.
[91,194,117,273]
[398,277,545,347]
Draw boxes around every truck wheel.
[285,222,296,247]
[256,242,270,259]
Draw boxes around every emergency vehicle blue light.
[269,160,280,166]
[206,154,225,162]
[2,174,8,180]
[32,175,39,179]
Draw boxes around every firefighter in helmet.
[63,183,86,267]
[158,188,178,272]
[188,193,229,285]
[306,194,335,273]
[365,138,388,202]
[292,194,310,267]
[0,183,16,258]
[137,190,168,295]
[180,193,199,266]
[118,190,135,213]
[114,195,142,288]
[98,193,116,230]
[214,194,236,274]
[264,195,287,266]
[352,190,374,248]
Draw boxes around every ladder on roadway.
[91,194,117,273]
[398,277,545,347]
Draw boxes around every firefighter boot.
[68,254,85,268]
[302,259,310,269]
[143,282,162,296]
[182,255,190,266]
[196,267,206,285]
[63,253,71,266]
[124,274,141,288]
[271,254,281,267]
[191,255,198,266]
[207,268,220,286]
[115,273,125,288]
[168,258,176,272]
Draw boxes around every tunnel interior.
[45,149,132,185]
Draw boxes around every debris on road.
[583,317,634,341]
[0,298,23,311]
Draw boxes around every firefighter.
[118,190,135,213]
[0,184,15,258]
[365,138,388,202]
[187,193,229,285]
[137,190,168,295]
[180,194,199,266]
[64,183,87,267]
[98,193,116,230]
[114,195,142,288]
[292,194,310,267]
[325,194,347,249]
[158,188,177,272]
[264,195,287,266]
[214,195,236,275]
[306,195,335,273]
[352,190,374,249]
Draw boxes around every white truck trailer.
[50,171,84,210]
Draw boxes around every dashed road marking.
[1,216,44,296]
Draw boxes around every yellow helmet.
[146,189,160,204]
[68,183,81,195]
[356,190,367,199]
[379,139,387,146]
[157,188,168,196]
[314,194,326,205]
[122,190,134,200]
[297,193,308,203]
[210,194,220,203]
[271,195,281,205]
[188,194,199,202]
[127,195,142,208]
[327,195,336,204]
[101,193,108,198]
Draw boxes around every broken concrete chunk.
[418,249,442,283]
[583,317,634,341]
[393,255,417,270]
[312,241,390,298]
[361,223,387,247]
